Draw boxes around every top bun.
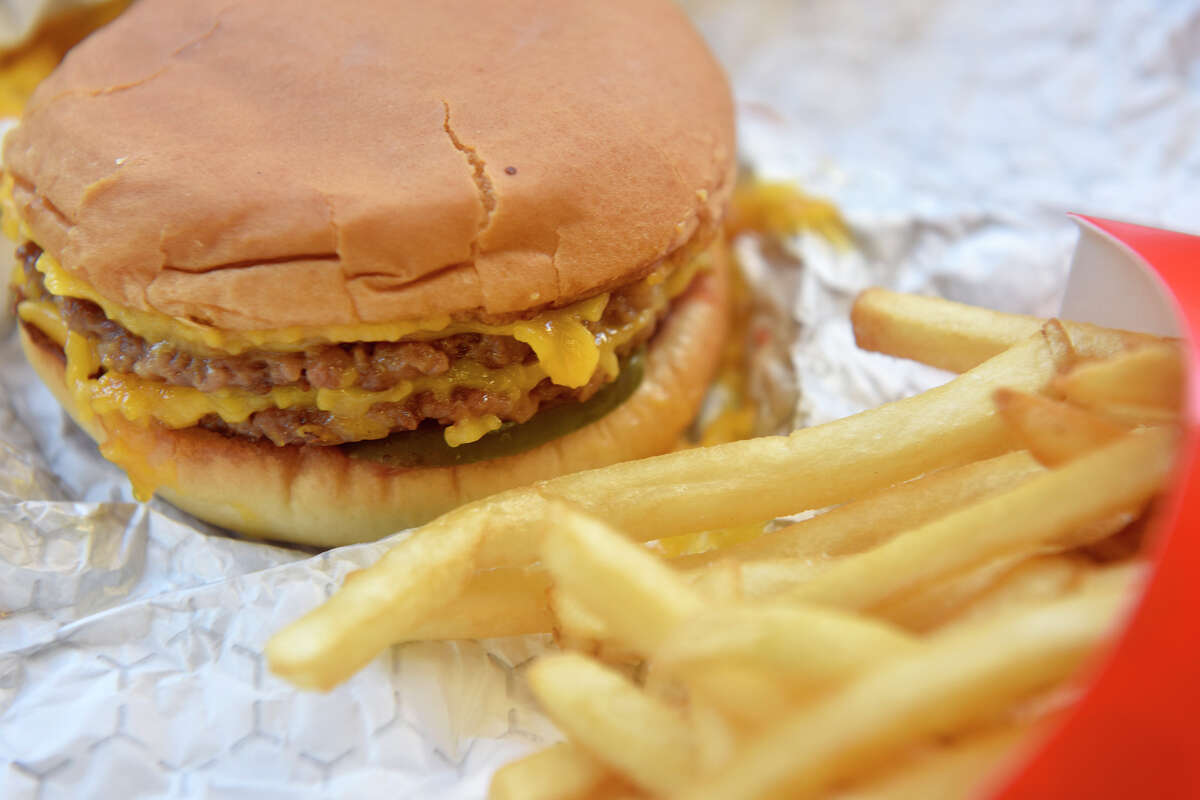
[4,0,735,330]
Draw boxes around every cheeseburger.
[5,0,735,546]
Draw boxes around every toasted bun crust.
[20,259,729,546]
[4,0,735,329]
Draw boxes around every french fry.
[1055,342,1184,421]
[549,589,612,641]
[689,700,742,774]
[852,288,1159,370]
[785,427,1175,613]
[695,557,833,600]
[404,565,554,640]
[686,558,743,603]
[527,653,694,796]
[1058,321,1162,361]
[828,724,1031,800]
[656,603,916,695]
[488,742,609,800]
[676,450,1045,568]
[994,389,1127,466]
[684,664,796,727]
[661,604,917,726]
[1074,559,1148,596]
[944,560,1147,635]
[541,502,704,654]
[852,288,1046,373]
[265,509,488,690]
[877,555,1077,633]
[680,574,1138,800]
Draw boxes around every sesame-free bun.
[5,0,735,329]
[19,261,729,547]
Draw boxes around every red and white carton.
[996,217,1200,798]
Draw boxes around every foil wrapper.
[2,1,1197,796]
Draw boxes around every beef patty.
[14,242,671,446]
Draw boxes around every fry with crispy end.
[852,288,1159,371]
[994,389,1127,466]
[1062,322,1168,361]
[828,724,1032,800]
[676,450,1045,568]
[786,426,1175,613]
[1055,342,1184,420]
[265,509,488,690]
[527,653,694,796]
[488,742,609,800]
[680,574,1139,800]
[541,501,704,655]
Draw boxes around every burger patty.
[16,242,660,393]
[196,367,612,446]
[14,241,669,446]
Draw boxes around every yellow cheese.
[31,248,611,387]
[510,293,608,389]
[79,359,549,432]
[63,331,99,422]
[444,414,503,447]
[29,308,557,447]
[16,299,68,346]
[98,430,174,503]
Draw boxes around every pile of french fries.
[267,287,1183,800]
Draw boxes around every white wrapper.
[2,1,1198,797]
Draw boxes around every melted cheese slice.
[48,326,551,439]
[33,248,611,387]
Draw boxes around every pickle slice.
[343,349,645,469]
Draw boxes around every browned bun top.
[4,0,735,330]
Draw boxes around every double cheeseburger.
[6,0,735,546]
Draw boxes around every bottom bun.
[20,252,729,547]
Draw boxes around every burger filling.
[11,238,709,452]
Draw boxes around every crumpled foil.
[2,0,1197,796]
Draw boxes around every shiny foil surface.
[2,1,1198,796]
